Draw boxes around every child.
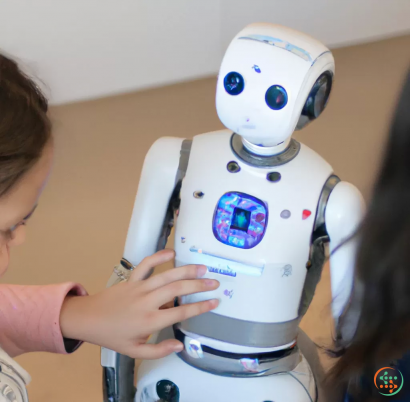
[0,53,219,393]
[328,70,410,401]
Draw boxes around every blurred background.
[0,1,410,401]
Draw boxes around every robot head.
[216,23,335,147]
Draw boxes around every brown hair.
[0,53,51,197]
[327,70,410,401]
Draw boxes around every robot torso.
[174,130,333,329]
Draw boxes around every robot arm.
[102,136,187,402]
[125,136,187,266]
[325,181,365,324]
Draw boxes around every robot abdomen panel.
[176,258,307,323]
[174,131,333,323]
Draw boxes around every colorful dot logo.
[374,367,404,396]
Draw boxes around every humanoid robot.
[101,23,365,402]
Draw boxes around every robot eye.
[224,72,245,95]
[265,85,288,110]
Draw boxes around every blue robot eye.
[224,72,244,95]
[265,85,288,110]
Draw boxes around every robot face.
[223,72,289,111]
[216,27,331,147]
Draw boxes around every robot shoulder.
[325,181,365,241]
[145,136,185,161]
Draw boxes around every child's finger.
[143,264,207,292]
[148,279,219,308]
[129,249,175,282]
[130,340,183,360]
[152,299,219,332]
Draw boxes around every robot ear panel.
[296,71,333,130]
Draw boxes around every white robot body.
[175,130,332,327]
[101,22,366,402]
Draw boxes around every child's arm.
[59,250,219,359]
[0,250,219,359]
[0,282,87,357]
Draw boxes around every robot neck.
[241,137,291,156]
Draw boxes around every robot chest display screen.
[212,192,268,249]
[230,208,251,232]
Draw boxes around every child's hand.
[60,249,219,359]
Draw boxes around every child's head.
[329,69,410,400]
[0,53,53,274]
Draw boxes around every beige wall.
[2,1,409,104]
[3,34,409,401]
